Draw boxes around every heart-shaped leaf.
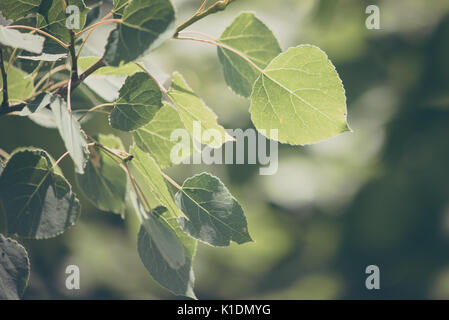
[104,0,175,66]
[0,149,81,239]
[250,45,350,145]
[218,12,281,97]
[109,72,163,131]
[175,173,252,247]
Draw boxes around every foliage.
[0,0,348,299]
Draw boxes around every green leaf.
[78,57,140,76]
[0,234,30,300]
[250,45,350,145]
[175,173,252,247]
[168,72,233,148]
[134,103,191,168]
[109,72,163,131]
[76,135,127,215]
[50,95,89,174]
[138,223,196,299]
[0,149,81,239]
[218,12,281,98]
[128,145,181,216]
[131,197,185,269]
[0,0,41,21]
[0,25,44,54]
[113,0,129,17]
[129,145,197,298]
[0,66,34,105]
[37,0,89,43]
[104,0,175,66]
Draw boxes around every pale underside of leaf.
[50,95,89,173]
[0,235,30,300]
[0,26,44,54]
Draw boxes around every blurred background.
[1,0,449,299]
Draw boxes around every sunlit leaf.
[129,145,197,298]
[78,57,140,76]
[168,72,233,147]
[134,103,191,168]
[0,66,34,105]
[250,45,350,145]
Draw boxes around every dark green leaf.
[0,234,30,300]
[0,149,81,239]
[175,173,252,247]
[218,12,281,97]
[0,0,41,21]
[104,0,175,66]
[37,0,89,43]
[131,196,185,269]
[76,135,127,215]
[138,224,196,299]
[109,72,162,131]
[85,1,102,26]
